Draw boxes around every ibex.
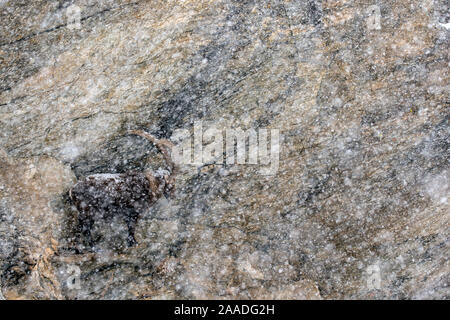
[69,130,176,248]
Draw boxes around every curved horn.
[128,130,176,176]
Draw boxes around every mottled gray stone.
[0,0,448,299]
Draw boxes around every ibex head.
[128,130,177,199]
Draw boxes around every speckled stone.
[0,0,448,299]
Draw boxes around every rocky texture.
[0,0,448,299]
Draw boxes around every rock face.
[0,0,448,299]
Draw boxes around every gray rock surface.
[0,0,448,299]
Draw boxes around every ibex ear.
[163,189,171,200]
